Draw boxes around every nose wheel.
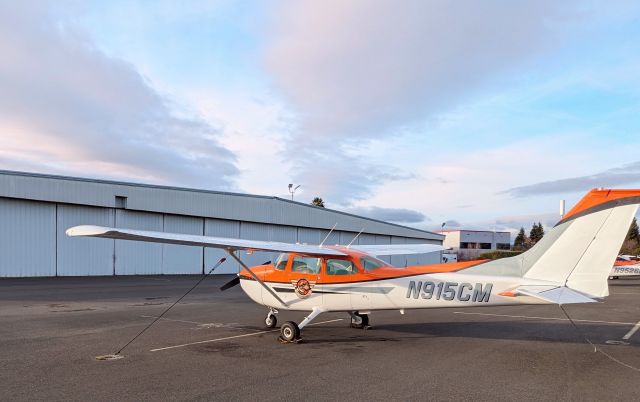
[349,312,370,329]
[265,314,277,328]
[265,308,278,328]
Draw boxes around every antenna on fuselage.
[346,228,364,248]
[319,223,338,247]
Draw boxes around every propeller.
[220,276,240,291]
[219,261,270,291]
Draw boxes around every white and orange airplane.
[609,255,640,279]
[67,189,640,343]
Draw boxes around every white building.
[439,230,511,260]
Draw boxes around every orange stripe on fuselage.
[240,259,486,285]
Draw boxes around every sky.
[1,0,640,236]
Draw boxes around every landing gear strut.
[349,311,370,329]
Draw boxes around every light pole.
[288,183,301,201]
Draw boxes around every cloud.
[0,2,238,188]
[504,161,640,197]
[290,152,414,204]
[343,206,428,224]
[493,213,559,233]
[263,0,589,204]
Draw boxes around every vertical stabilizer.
[522,189,640,297]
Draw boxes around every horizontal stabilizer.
[515,286,597,305]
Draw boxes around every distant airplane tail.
[465,189,640,298]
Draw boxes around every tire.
[350,312,369,329]
[280,321,300,342]
[265,314,277,328]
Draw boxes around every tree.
[311,197,325,208]
[621,217,640,255]
[628,217,639,243]
[529,222,544,244]
[513,227,527,250]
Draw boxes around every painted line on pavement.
[140,315,258,331]
[622,320,640,340]
[453,311,635,326]
[150,318,344,352]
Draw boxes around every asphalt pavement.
[1,275,640,401]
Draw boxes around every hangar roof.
[0,170,443,241]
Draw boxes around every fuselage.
[239,247,558,312]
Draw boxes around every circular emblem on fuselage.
[292,278,315,298]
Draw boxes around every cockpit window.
[326,259,357,275]
[291,256,321,274]
[275,253,288,271]
[360,257,388,271]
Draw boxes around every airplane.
[66,188,640,343]
[608,255,640,279]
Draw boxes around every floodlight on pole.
[288,183,301,200]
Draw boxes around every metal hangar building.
[0,170,444,277]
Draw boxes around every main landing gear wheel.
[265,314,277,328]
[280,321,300,343]
[350,312,370,329]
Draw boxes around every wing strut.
[226,250,288,307]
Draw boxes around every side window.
[291,256,321,274]
[360,257,386,271]
[326,259,357,275]
[275,253,288,271]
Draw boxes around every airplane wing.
[348,243,444,256]
[66,225,348,256]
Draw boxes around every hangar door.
[115,210,163,275]
[0,198,56,277]
[56,205,114,276]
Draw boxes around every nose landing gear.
[265,308,278,328]
[349,311,370,329]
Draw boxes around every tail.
[467,189,640,298]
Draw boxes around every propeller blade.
[220,276,240,291]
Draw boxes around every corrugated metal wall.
[204,218,240,274]
[0,198,56,277]
[115,210,163,275]
[0,171,443,241]
[0,197,441,277]
[162,215,203,274]
[56,205,114,276]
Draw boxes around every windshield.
[275,253,288,270]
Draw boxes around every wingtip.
[65,225,107,237]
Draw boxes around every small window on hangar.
[115,196,127,209]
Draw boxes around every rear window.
[326,259,357,275]
[360,257,388,271]
[291,256,321,274]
